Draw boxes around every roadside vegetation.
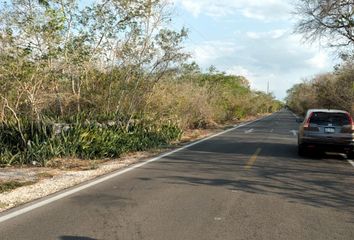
[0,0,281,166]
[287,0,354,115]
[286,59,354,115]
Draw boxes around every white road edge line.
[290,130,297,136]
[244,129,254,134]
[291,111,298,119]
[348,160,354,167]
[0,113,275,224]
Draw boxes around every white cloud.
[246,32,261,39]
[271,29,288,39]
[306,52,329,69]
[226,65,256,86]
[172,0,338,99]
[246,29,288,40]
[174,0,291,20]
[188,41,243,65]
[178,1,202,17]
[227,65,252,77]
[239,31,334,97]
[185,29,336,99]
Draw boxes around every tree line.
[286,59,354,115]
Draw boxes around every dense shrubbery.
[0,64,282,166]
[147,67,282,129]
[0,118,181,166]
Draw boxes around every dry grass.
[0,180,35,193]
[180,129,217,143]
[0,202,7,208]
[35,172,55,180]
[46,158,107,171]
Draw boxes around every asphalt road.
[1,110,354,240]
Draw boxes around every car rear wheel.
[347,151,354,160]
[298,144,307,157]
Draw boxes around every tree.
[295,0,354,49]
[286,62,354,115]
[333,59,354,114]
[0,0,188,123]
[285,81,318,115]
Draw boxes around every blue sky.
[170,0,339,99]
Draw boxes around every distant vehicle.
[297,109,354,158]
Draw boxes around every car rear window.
[309,112,350,126]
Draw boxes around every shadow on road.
[59,236,97,240]
[148,139,354,217]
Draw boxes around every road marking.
[245,128,254,134]
[0,114,275,224]
[290,130,297,136]
[292,113,297,118]
[245,148,262,170]
[348,160,354,167]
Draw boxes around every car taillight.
[304,112,313,129]
[347,113,354,132]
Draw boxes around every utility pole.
[266,80,270,113]
[267,80,269,95]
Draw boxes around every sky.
[170,0,340,100]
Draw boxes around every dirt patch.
[0,180,35,193]
[35,172,55,180]
[46,158,107,171]
[0,167,58,182]
[180,129,216,142]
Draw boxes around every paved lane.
[1,110,354,240]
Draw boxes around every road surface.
[1,110,354,240]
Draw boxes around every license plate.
[325,127,335,133]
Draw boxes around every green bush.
[0,119,182,166]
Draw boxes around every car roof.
[307,109,349,114]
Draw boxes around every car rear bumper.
[300,137,354,152]
[301,136,353,144]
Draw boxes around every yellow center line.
[245,148,262,170]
